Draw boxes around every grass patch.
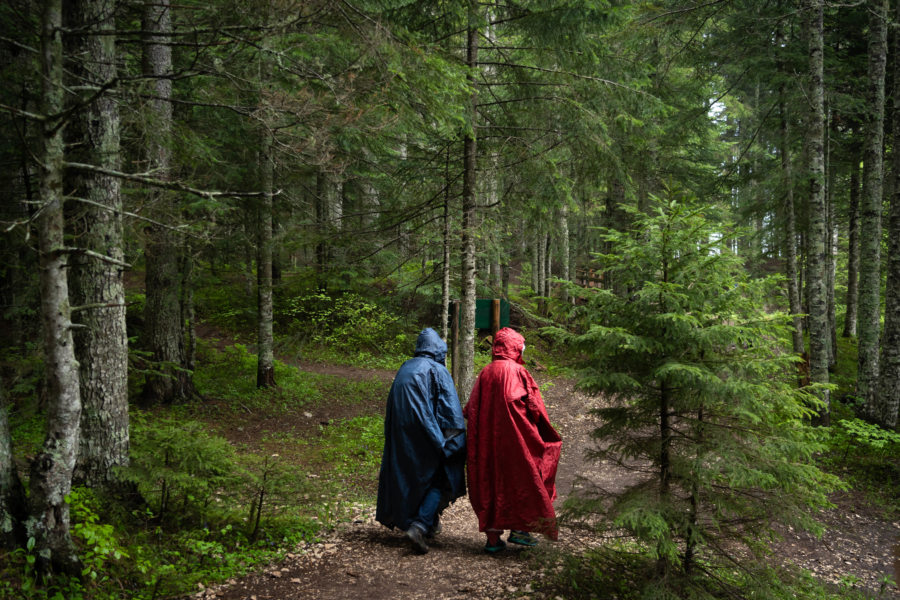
[193,340,323,415]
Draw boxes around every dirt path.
[193,368,900,600]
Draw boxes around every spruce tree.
[551,190,840,597]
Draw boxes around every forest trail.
[191,359,899,600]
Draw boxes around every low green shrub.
[279,291,410,361]
[119,414,240,524]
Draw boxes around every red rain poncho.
[464,328,562,539]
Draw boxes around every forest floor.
[187,357,900,600]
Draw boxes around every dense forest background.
[1,0,899,598]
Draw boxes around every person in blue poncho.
[376,328,466,554]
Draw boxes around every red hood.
[492,327,525,364]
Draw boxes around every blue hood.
[414,328,447,365]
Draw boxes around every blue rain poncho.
[375,328,466,531]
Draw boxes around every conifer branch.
[59,247,132,269]
[65,162,274,199]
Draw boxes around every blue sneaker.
[484,539,506,554]
[507,530,537,546]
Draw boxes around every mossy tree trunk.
[140,0,193,405]
[65,0,130,488]
[457,0,479,401]
[857,0,888,418]
[778,23,804,356]
[877,0,900,428]
[257,129,276,388]
[843,144,861,338]
[804,0,830,424]
[27,0,82,574]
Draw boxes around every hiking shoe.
[507,530,537,546]
[426,515,442,539]
[484,539,507,554]
[405,522,429,554]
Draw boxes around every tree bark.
[64,0,129,488]
[257,129,276,388]
[780,90,804,355]
[559,202,570,304]
[181,243,196,373]
[877,0,900,428]
[27,0,82,574]
[858,0,888,416]
[441,149,452,341]
[543,232,552,299]
[140,0,192,404]
[315,170,329,275]
[0,385,27,549]
[843,146,861,338]
[457,2,479,401]
[825,120,837,370]
[804,0,830,424]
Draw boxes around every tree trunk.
[457,3,479,401]
[876,0,900,428]
[315,170,329,275]
[858,0,888,416]
[825,121,837,370]
[780,87,804,355]
[64,0,129,488]
[181,243,196,373]
[804,0,830,424]
[441,149,452,341]
[0,385,27,549]
[843,146,861,338]
[140,0,192,405]
[543,232,552,299]
[27,0,82,574]
[559,202,570,304]
[257,130,276,388]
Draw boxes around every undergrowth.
[3,340,388,600]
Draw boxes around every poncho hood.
[415,327,447,365]
[492,327,525,364]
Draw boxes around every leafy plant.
[832,418,900,457]
[68,488,129,584]
[279,291,409,359]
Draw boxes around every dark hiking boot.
[405,522,429,554]
[426,514,442,539]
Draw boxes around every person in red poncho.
[464,327,562,553]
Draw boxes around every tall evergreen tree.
[64,0,130,488]
[553,194,838,596]
[876,0,900,428]
[139,0,194,405]
[857,0,888,417]
[804,0,831,424]
[27,0,83,575]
